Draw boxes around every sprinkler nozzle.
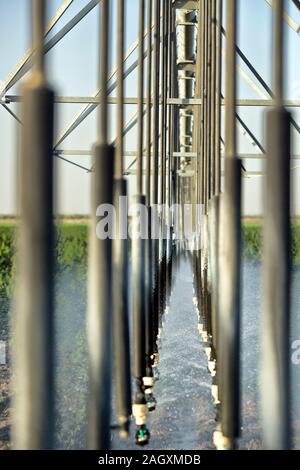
[135,424,150,446]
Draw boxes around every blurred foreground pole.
[13,0,55,450]
[113,0,132,438]
[87,0,115,450]
[217,0,241,449]
[262,0,291,450]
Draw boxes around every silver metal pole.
[193,0,204,344]
[200,0,210,343]
[87,0,115,450]
[137,0,146,194]
[157,0,168,334]
[274,0,283,105]
[151,0,161,352]
[215,0,222,195]
[113,0,132,438]
[132,0,150,446]
[144,0,155,395]
[167,0,174,266]
[262,0,291,449]
[224,0,236,160]
[159,0,168,251]
[199,0,206,207]
[132,194,149,444]
[218,0,241,447]
[210,0,217,196]
[116,0,125,179]
[152,0,161,210]
[205,0,219,375]
[13,0,55,450]
[203,0,208,211]
[146,0,153,207]
[210,0,222,435]
[88,145,114,450]
[99,0,109,145]
[206,0,212,200]
[208,195,220,353]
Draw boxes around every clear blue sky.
[0,0,299,215]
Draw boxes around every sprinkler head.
[151,352,160,367]
[145,392,157,412]
[143,376,156,411]
[135,425,150,446]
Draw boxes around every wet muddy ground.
[1,258,300,449]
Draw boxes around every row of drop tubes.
[11,0,293,451]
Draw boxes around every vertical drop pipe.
[163,0,170,264]
[193,0,204,328]
[206,0,212,201]
[157,0,168,337]
[132,0,150,446]
[210,0,223,413]
[207,0,219,371]
[214,0,222,196]
[205,0,216,358]
[166,0,174,296]
[151,0,161,359]
[172,9,180,258]
[210,0,221,351]
[217,0,241,449]
[202,0,209,212]
[87,0,115,450]
[195,0,203,211]
[144,0,156,407]
[210,0,217,196]
[200,0,207,211]
[113,0,132,437]
[13,0,54,450]
[262,0,291,450]
[200,0,210,342]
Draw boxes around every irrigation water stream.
[112,256,216,450]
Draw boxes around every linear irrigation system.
[1,0,299,451]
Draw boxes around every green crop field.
[0,219,300,295]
